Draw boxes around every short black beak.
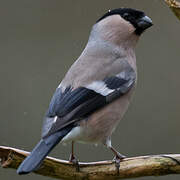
[138,16,153,30]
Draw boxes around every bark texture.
[0,146,180,180]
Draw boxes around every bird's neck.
[90,23,139,48]
[87,31,137,62]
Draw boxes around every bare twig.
[165,0,180,20]
[0,146,180,179]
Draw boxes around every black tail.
[17,128,72,174]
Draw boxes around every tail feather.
[17,128,72,174]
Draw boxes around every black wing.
[42,68,136,138]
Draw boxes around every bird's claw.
[69,154,80,172]
[113,154,126,174]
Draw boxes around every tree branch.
[165,0,180,20]
[0,146,180,179]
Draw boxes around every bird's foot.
[113,153,126,174]
[69,154,80,172]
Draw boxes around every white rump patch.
[61,126,84,142]
[86,81,114,96]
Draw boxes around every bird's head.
[92,8,153,46]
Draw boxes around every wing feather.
[42,67,136,138]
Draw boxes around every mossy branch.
[0,146,180,180]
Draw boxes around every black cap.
[97,8,153,35]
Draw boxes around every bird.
[17,7,152,174]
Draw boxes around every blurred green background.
[0,0,180,180]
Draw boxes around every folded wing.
[42,65,136,138]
